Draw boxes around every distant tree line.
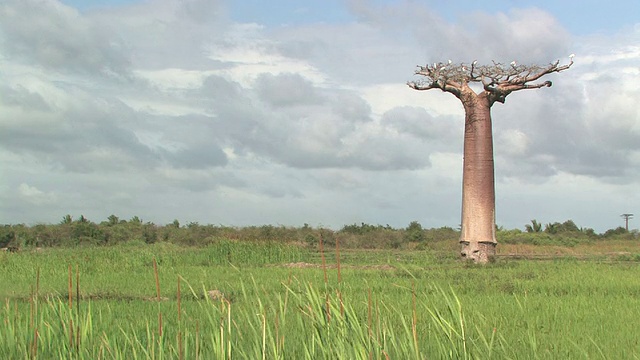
[0,215,637,250]
[499,219,637,247]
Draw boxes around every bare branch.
[408,63,464,97]
[408,57,574,104]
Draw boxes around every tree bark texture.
[459,91,496,263]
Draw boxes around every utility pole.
[621,214,634,232]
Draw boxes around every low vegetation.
[1,215,637,251]
[0,216,638,358]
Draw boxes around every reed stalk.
[68,265,74,351]
[153,258,162,337]
[177,276,183,360]
[319,233,330,323]
[336,236,344,317]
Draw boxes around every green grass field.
[1,241,640,359]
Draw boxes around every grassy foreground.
[1,241,640,359]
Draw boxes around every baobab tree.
[408,57,573,263]
[621,213,633,232]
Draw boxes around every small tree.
[525,219,542,233]
[405,221,426,242]
[107,214,120,226]
[408,57,573,263]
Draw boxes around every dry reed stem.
[335,236,342,283]
[35,267,39,313]
[153,258,161,300]
[375,299,381,347]
[336,237,344,317]
[68,265,74,350]
[319,233,330,323]
[31,328,39,360]
[383,349,390,360]
[68,265,72,309]
[76,266,80,351]
[177,276,183,360]
[33,268,40,325]
[177,276,182,322]
[226,299,232,360]
[412,281,419,357]
[29,286,34,329]
[153,258,163,337]
[367,287,373,349]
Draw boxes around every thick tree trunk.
[459,92,496,263]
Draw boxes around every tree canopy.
[407,57,574,104]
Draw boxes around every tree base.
[460,241,496,264]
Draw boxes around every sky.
[1,0,639,233]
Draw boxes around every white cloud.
[498,129,530,157]
[360,83,464,118]
[0,0,130,75]
[18,183,57,205]
[0,0,638,232]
